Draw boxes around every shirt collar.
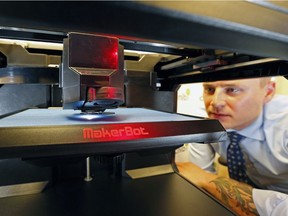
[228,111,265,141]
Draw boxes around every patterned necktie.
[226,132,254,185]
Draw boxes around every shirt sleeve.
[253,188,288,216]
[187,143,216,173]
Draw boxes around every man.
[188,77,288,193]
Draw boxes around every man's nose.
[211,90,226,108]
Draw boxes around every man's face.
[203,78,273,130]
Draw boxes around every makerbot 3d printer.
[0,1,288,216]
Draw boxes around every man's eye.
[204,88,215,93]
[226,88,240,93]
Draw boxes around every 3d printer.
[0,1,288,216]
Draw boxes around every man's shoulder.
[264,94,288,120]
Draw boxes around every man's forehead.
[203,78,259,86]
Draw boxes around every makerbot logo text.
[83,126,149,139]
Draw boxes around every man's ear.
[263,81,276,104]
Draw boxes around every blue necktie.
[227,132,255,185]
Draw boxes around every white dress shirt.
[253,189,288,216]
[188,95,288,193]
